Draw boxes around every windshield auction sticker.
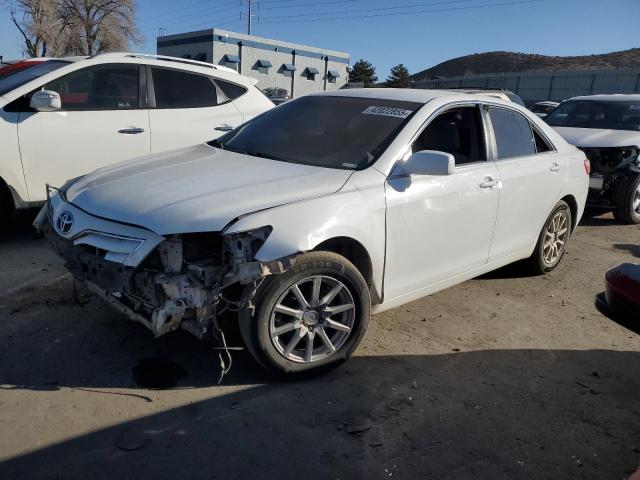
[363,106,413,119]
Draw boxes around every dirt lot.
[0,213,638,480]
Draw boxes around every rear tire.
[239,251,370,376]
[529,200,572,275]
[612,174,640,225]
[0,182,14,232]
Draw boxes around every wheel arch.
[560,194,578,232]
[314,236,373,290]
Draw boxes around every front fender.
[223,168,387,303]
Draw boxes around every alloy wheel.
[269,275,355,363]
[542,209,569,266]
[633,184,640,215]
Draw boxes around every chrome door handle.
[118,127,145,134]
[214,125,233,132]
[550,162,561,172]
[479,178,499,189]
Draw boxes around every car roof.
[569,94,640,102]
[535,101,559,105]
[310,88,467,104]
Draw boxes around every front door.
[384,105,500,302]
[17,64,150,202]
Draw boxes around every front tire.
[529,200,572,274]
[612,174,640,225]
[239,251,371,376]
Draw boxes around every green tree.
[386,63,411,88]
[349,59,378,87]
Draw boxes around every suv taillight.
[584,158,591,175]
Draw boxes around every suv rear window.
[152,68,217,108]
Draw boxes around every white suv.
[0,53,273,221]
[38,89,589,376]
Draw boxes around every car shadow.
[476,259,536,280]
[613,244,640,259]
[594,292,640,336]
[578,215,620,227]
[0,348,639,479]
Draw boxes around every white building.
[157,29,350,98]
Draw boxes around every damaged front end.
[38,188,294,340]
[581,145,640,207]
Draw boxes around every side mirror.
[30,90,61,112]
[392,150,455,176]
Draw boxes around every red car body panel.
[604,263,640,317]
[0,60,45,79]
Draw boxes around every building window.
[327,70,341,84]
[254,59,272,75]
[193,52,207,62]
[304,67,319,81]
[223,54,240,71]
[281,63,296,78]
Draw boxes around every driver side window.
[43,64,139,111]
[412,106,486,165]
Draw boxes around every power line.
[258,0,477,19]
[255,0,361,7]
[142,10,242,32]
[257,0,544,24]
[138,0,242,27]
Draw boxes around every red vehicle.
[0,59,48,80]
[604,263,640,317]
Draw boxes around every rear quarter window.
[216,79,247,101]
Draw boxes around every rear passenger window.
[489,108,536,158]
[152,68,217,108]
[215,79,247,101]
[412,106,486,165]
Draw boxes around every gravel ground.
[0,213,638,480]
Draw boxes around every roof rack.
[90,52,238,74]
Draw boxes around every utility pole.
[247,0,252,35]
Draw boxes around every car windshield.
[0,60,70,96]
[545,99,640,131]
[209,96,421,170]
[531,104,556,114]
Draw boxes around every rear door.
[147,66,244,152]
[486,106,566,262]
[17,63,150,202]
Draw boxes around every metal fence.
[413,68,640,105]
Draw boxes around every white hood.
[64,144,353,234]
[553,126,640,148]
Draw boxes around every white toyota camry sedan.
[37,89,589,376]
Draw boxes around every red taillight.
[584,158,591,175]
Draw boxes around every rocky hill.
[412,48,640,80]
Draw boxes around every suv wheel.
[239,251,370,376]
[612,174,640,225]
[529,200,572,274]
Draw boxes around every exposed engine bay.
[579,145,640,205]
[44,220,294,339]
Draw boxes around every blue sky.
[1,0,639,78]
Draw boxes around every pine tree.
[386,64,411,88]
[349,59,378,87]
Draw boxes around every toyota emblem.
[56,210,74,235]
